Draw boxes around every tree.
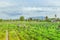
[0,19,3,22]
[45,16,48,21]
[28,18,32,21]
[55,14,57,19]
[20,16,25,21]
[45,16,50,22]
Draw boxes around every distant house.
[51,19,56,22]
[51,18,60,22]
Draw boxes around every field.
[0,21,60,40]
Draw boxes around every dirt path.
[6,30,22,40]
[6,30,9,40]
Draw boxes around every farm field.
[0,21,60,40]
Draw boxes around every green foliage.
[55,14,57,18]
[20,16,25,21]
[28,18,32,21]
[45,16,48,21]
[0,19,3,22]
[0,21,60,40]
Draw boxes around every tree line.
[0,14,60,22]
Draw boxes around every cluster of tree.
[19,16,49,22]
[0,16,54,22]
[19,14,60,22]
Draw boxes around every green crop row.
[0,22,60,40]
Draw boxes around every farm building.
[51,18,60,22]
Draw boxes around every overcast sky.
[0,0,60,19]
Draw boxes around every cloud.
[46,0,60,6]
[21,7,59,12]
[19,7,60,18]
[4,11,22,16]
[0,1,14,7]
[0,0,60,19]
